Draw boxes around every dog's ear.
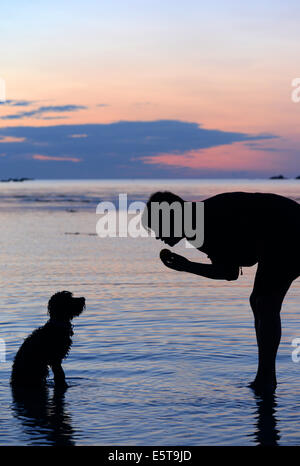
[48,291,73,318]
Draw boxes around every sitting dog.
[11,291,85,388]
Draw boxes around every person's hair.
[142,191,184,232]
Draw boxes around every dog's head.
[48,291,85,321]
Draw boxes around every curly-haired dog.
[11,291,85,388]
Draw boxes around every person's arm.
[160,249,239,281]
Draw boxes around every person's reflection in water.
[11,384,75,445]
[252,389,280,446]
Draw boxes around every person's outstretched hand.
[160,249,190,272]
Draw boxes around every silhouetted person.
[142,191,300,393]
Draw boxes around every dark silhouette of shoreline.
[269,175,286,179]
[269,174,300,179]
[0,177,34,183]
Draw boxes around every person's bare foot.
[249,377,277,395]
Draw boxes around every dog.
[11,291,85,388]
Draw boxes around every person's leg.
[249,263,297,392]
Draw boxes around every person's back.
[201,192,300,269]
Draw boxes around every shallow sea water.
[0,179,299,445]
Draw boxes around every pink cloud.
[0,136,26,143]
[141,141,280,172]
[68,133,88,138]
[32,154,82,163]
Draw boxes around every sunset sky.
[1,1,300,178]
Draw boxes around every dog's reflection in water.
[11,384,75,445]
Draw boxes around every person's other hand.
[160,249,190,272]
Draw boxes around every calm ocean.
[0,179,299,445]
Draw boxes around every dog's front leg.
[51,362,68,388]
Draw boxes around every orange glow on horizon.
[141,141,285,172]
[32,154,82,162]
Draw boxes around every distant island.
[269,175,287,179]
[0,177,34,183]
[269,175,300,180]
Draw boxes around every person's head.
[48,291,86,322]
[142,191,185,246]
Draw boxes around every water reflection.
[11,385,74,445]
[252,390,280,446]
